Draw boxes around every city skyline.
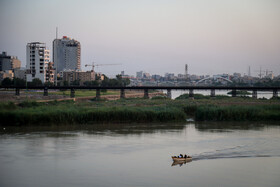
[0,0,280,77]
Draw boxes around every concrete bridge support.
[189,89,194,98]
[252,90,257,99]
[144,89,149,99]
[70,88,75,98]
[120,89,125,99]
[167,89,172,99]
[15,88,20,96]
[273,89,278,98]
[232,89,237,97]
[96,89,101,100]
[211,89,215,97]
[44,87,48,96]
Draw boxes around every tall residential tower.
[53,36,81,73]
[26,42,53,83]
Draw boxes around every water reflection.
[0,123,186,136]
[194,121,279,132]
[171,160,192,167]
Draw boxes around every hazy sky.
[0,0,280,77]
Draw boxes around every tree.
[71,80,80,86]
[13,78,25,86]
[84,80,100,86]
[44,81,54,86]
[1,77,13,86]
[63,81,69,86]
[28,78,43,86]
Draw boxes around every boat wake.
[191,145,277,161]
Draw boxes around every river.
[0,122,280,187]
[163,90,274,99]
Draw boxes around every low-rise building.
[0,70,14,82]
[13,68,26,80]
[0,51,21,71]
[63,70,95,85]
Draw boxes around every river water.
[0,122,280,187]
[164,90,274,99]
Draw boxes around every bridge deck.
[0,86,279,91]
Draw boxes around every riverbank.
[0,95,280,125]
[0,89,164,103]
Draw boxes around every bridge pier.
[120,89,125,99]
[167,89,172,99]
[44,87,48,96]
[273,89,278,98]
[15,88,20,96]
[232,89,237,97]
[210,89,215,97]
[70,88,75,98]
[96,89,101,100]
[189,89,194,98]
[252,90,257,99]
[144,89,149,99]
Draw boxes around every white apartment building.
[53,36,81,73]
[26,42,50,83]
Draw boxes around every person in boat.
[179,154,183,158]
[184,154,187,158]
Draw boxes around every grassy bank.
[0,100,186,125]
[0,95,280,125]
[193,105,280,121]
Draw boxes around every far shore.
[0,89,165,103]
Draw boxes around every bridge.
[195,76,233,85]
[0,86,279,99]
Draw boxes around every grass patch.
[0,96,280,125]
[194,105,280,121]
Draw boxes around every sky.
[0,0,280,77]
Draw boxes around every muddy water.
[0,122,279,187]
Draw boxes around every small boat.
[171,156,192,162]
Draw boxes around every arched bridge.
[196,76,233,85]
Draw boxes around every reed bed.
[0,102,186,125]
[0,97,280,125]
[194,105,280,121]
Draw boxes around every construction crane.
[85,62,121,72]
[254,67,273,78]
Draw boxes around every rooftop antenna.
[56,27,58,39]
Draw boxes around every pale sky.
[0,0,280,77]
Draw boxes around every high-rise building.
[26,42,51,83]
[0,51,21,71]
[136,71,143,78]
[53,36,81,73]
[185,64,188,79]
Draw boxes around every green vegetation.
[0,100,186,125]
[47,90,119,97]
[0,95,280,125]
[194,105,280,121]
